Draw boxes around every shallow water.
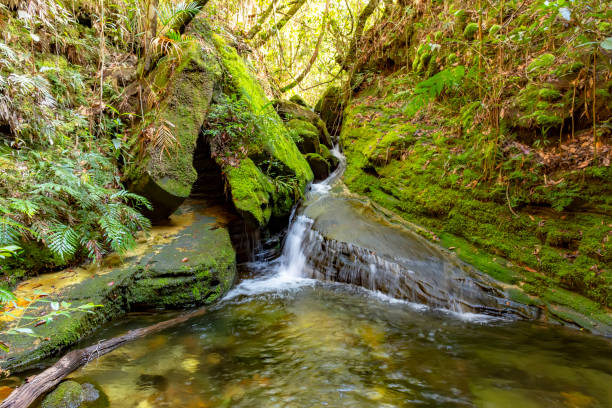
[67,273,612,408]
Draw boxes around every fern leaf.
[46,223,79,260]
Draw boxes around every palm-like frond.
[157,1,201,33]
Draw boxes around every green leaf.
[601,37,612,51]
[47,224,79,260]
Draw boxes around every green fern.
[47,223,79,260]
[9,198,39,218]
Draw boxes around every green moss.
[527,53,555,76]
[488,24,502,37]
[286,119,320,154]
[339,76,612,332]
[212,34,313,225]
[463,23,479,40]
[538,87,561,101]
[224,158,275,226]
[289,94,310,108]
[42,381,85,408]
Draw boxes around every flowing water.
[33,148,612,407]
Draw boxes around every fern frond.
[110,191,153,211]
[0,287,16,304]
[9,198,39,218]
[46,223,79,260]
[0,217,28,245]
[157,1,201,31]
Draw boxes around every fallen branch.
[0,307,207,408]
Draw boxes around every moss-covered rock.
[286,119,321,154]
[273,99,333,147]
[319,144,339,169]
[339,86,612,335]
[211,33,313,227]
[0,201,236,373]
[125,39,221,219]
[289,94,310,108]
[41,380,107,408]
[305,153,330,181]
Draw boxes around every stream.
[35,148,612,407]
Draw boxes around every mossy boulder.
[318,86,345,137]
[125,39,221,219]
[305,153,330,181]
[286,119,321,154]
[211,33,313,226]
[273,99,333,147]
[0,201,236,373]
[320,144,339,169]
[41,380,107,408]
[289,94,310,108]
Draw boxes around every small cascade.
[283,222,535,318]
[266,145,539,320]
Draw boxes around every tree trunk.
[142,0,159,73]
[344,0,380,67]
[245,0,279,39]
[253,0,307,48]
[280,0,330,92]
[0,307,207,408]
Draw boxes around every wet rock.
[305,153,330,181]
[41,381,107,408]
[0,201,236,374]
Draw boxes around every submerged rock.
[42,381,107,408]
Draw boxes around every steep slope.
[329,0,611,330]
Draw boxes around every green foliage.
[0,148,151,269]
[202,95,265,167]
[463,22,478,40]
[400,66,465,117]
[527,53,555,76]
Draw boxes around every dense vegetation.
[0,0,610,343]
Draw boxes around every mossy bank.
[329,0,612,334]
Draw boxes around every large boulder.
[305,153,331,181]
[273,99,333,148]
[124,39,222,220]
[211,33,313,227]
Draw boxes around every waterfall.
[229,146,539,320]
